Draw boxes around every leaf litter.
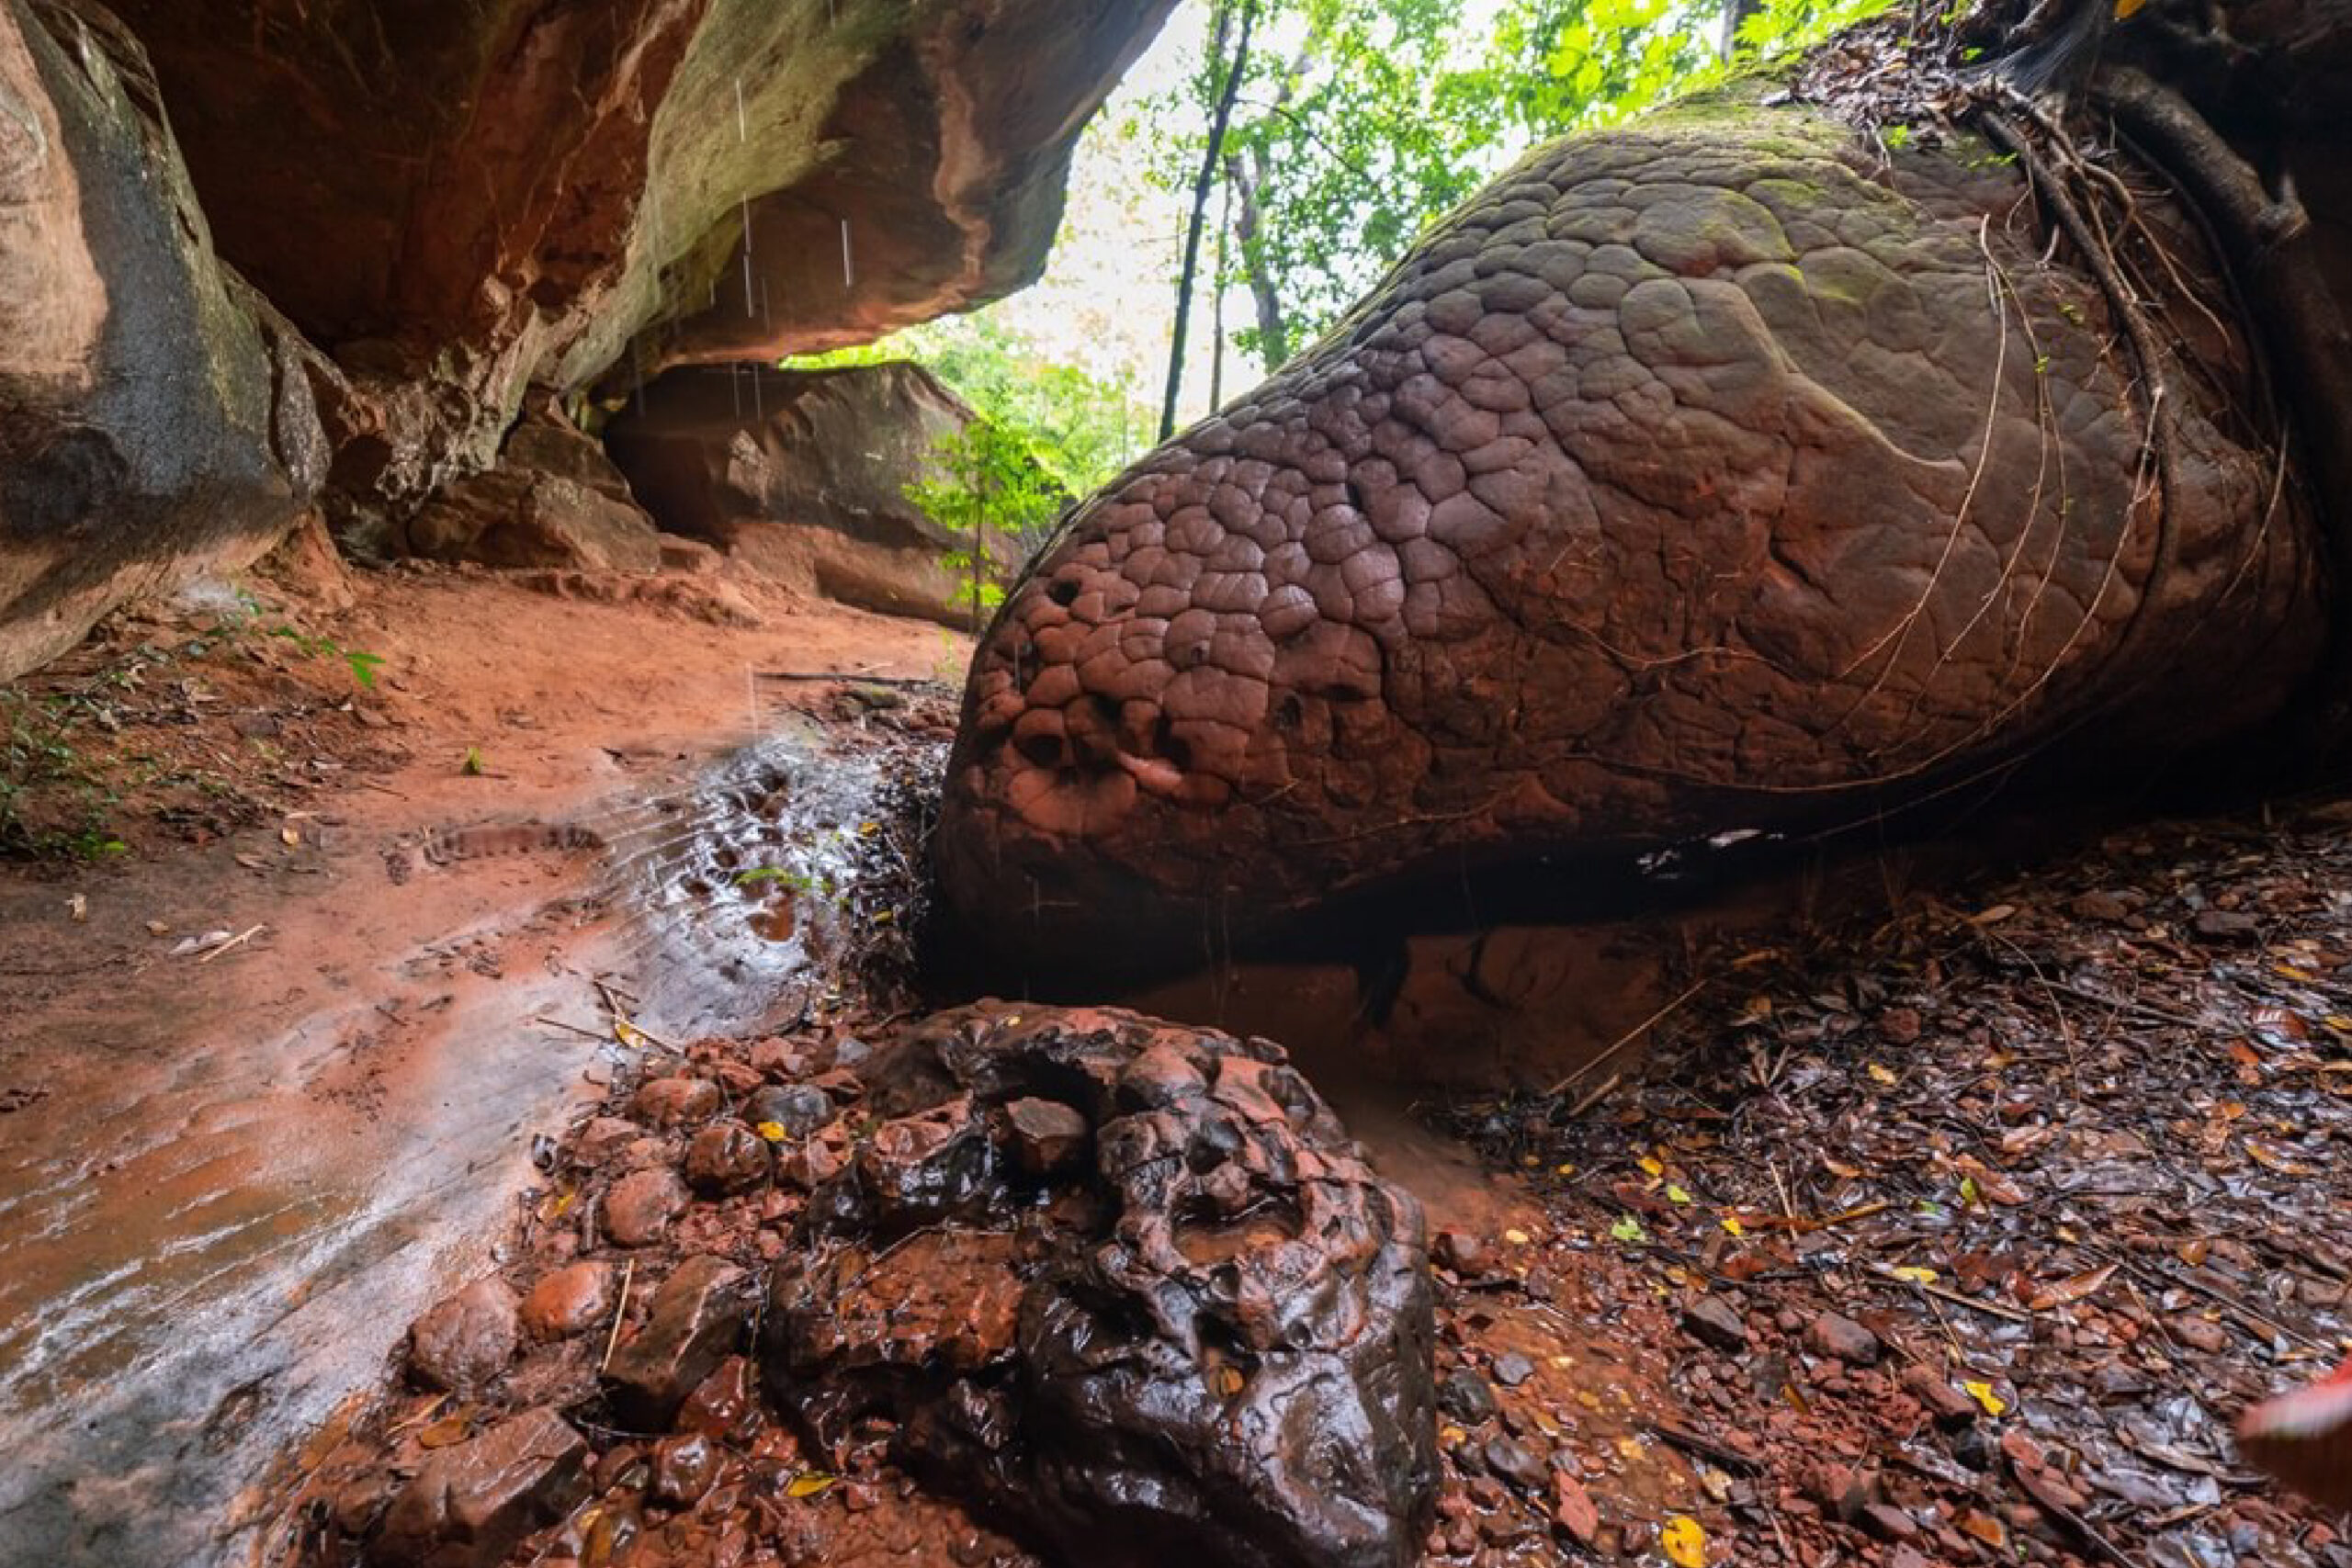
[1434,804,2351,1566]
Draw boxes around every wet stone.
[369,1406,587,1568]
[605,1255,751,1428]
[649,1431,719,1507]
[1491,1351,1536,1387]
[1001,1095,1088,1174]
[760,1002,1437,1568]
[603,1167,688,1247]
[630,1075,721,1127]
[746,1082,835,1136]
[518,1260,613,1342]
[684,1121,772,1195]
[408,1278,520,1393]
[1438,1369,1499,1424]
[1680,1294,1748,1352]
[1483,1436,1547,1492]
[1804,1311,1883,1366]
[1431,1229,1487,1275]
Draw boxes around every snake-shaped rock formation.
[939,99,2325,964]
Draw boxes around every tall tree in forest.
[1159,0,1258,442]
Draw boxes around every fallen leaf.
[1964,1380,2009,1417]
[1611,1215,1648,1245]
[1867,1062,1898,1085]
[1892,1266,1939,1284]
[1662,1514,1708,1567]
[754,1121,788,1143]
[1719,1215,1745,1238]
[1638,1156,1666,1178]
[1666,1183,1692,1205]
[2027,1262,2117,1313]
[785,1472,837,1499]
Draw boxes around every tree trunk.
[1210,175,1233,412]
[1159,0,1257,443]
[1717,0,1760,60]
[1225,141,1290,370]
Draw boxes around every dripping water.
[841,217,854,289]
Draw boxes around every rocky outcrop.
[606,362,1030,626]
[761,1002,1439,1568]
[937,95,2328,971]
[100,0,1179,531]
[0,0,323,680]
[401,395,664,573]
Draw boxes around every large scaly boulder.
[938,94,2327,969]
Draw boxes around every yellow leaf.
[1638,1156,1666,1179]
[1663,1514,1708,1567]
[754,1121,788,1143]
[1963,1380,2008,1416]
[2115,0,2145,16]
[1720,1215,1745,1237]
[1867,1063,1898,1085]
[1555,1162,1577,1176]
[613,1021,644,1047]
[1503,1227,1532,1246]
[1960,1176,1982,1207]
[785,1472,837,1499]
[1666,1183,1692,1205]
[1892,1266,1939,1284]
[1212,1363,1246,1397]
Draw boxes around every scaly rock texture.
[760,1002,1439,1568]
[938,100,2326,967]
[0,0,323,681]
[606,362,1034,627]
[100,0,1178,530]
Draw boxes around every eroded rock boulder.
[397,393,664,573]
[759,1002,1438,1568]
[100,0,1177,529]
[605,362,1038,627]
[939,96,2327,968]
[0,0,322,680]
[369,1407,587,1568]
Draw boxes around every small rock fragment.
[1491,1351,1536,1387]
[2191,908,2261,942]
[408,1278,520,1393]
[1431,1230,1487,1275]
[603,1168,687,1247]
[2069,889,2130,922]
[1438,1370,1498,1424]
[1001,1096,1089,1174]
[369,1407,587,1568]
[1483,1437,1547,1491]
[1552,1471,1600,1546]
[684,1121,772,1195]
[1679,1295,1747,1352]
[745,1083,837,1136]
[605,1256,750,1427]
[518,1261,614,1342]
[1804,1311,1883,1366]
[630,1076,720,1127]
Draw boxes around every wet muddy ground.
[267,728,2352,1567]
[6,567,2349,1568]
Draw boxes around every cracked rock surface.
[940,100,2324,965]
[760,1001,1439,1568]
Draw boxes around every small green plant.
[734,866,823,895]
[905,421,1068,628]
[461,747,487,777]
[0,693,126,859]
[227,589,385,690]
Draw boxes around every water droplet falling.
[840,219,854,289]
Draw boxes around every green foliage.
[904,420,1069,623]
[0,691,126,860]
[1151,0,1899,367]
[786,314,1147,498]
[461,746,487,777]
